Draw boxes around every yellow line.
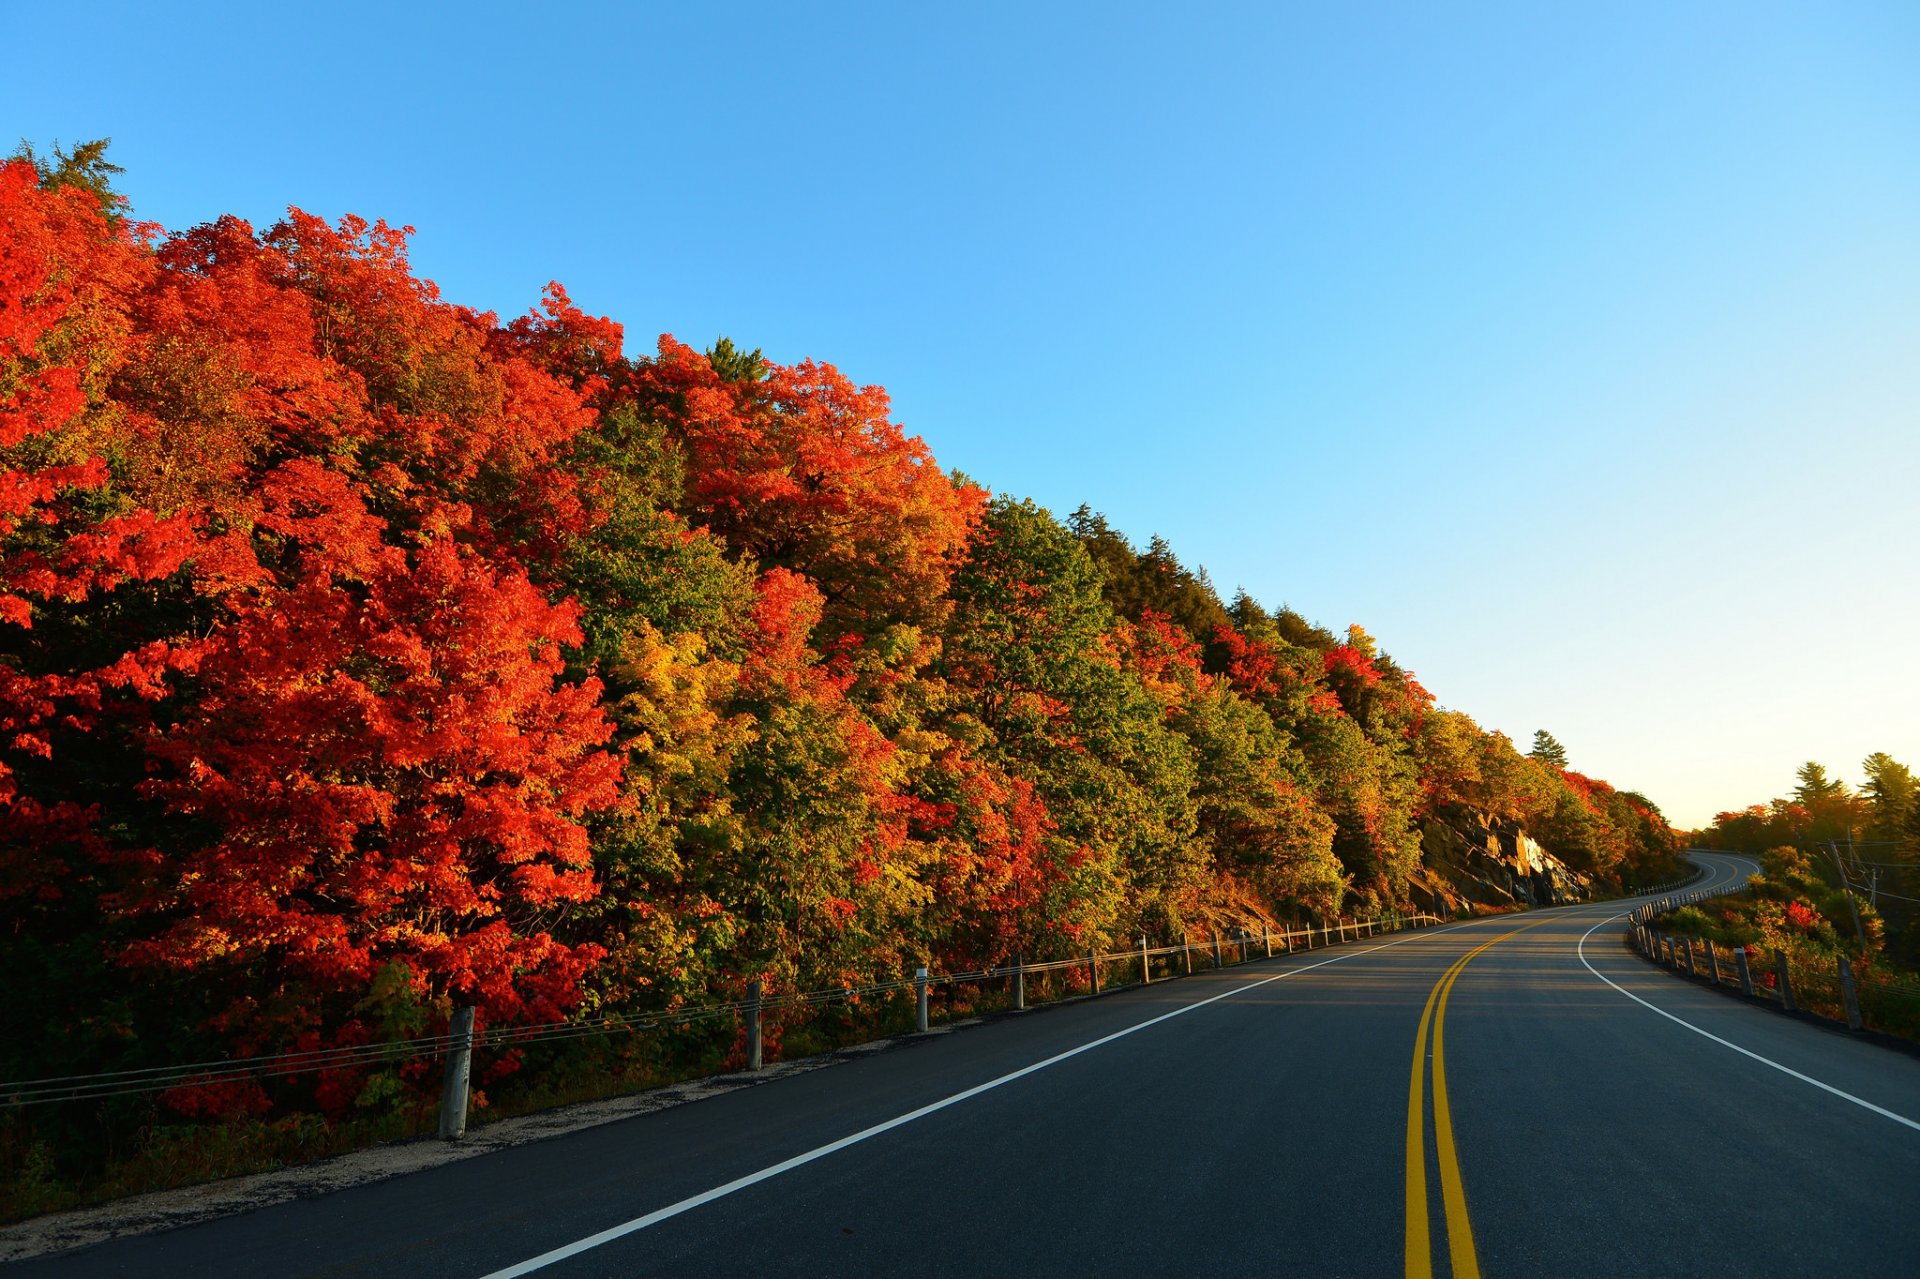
[1404,961,1449,1277]
[1405,922,1549,1279]
[1433,954,1481,1279]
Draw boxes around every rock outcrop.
[1414,809,1590,912]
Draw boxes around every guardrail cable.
[3,914,1444,1107]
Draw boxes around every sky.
[7,1,1917,827]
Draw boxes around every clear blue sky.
[9,2,1917,827]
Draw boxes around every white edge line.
[477,924,1461,1278]
[1576,904,1920,1134]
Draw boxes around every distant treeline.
[1699,755,1917,855]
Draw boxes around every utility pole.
[1826,841,1870,954]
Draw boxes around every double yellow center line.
[1404,922,1546,1279]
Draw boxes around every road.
[14,851,1920,1277]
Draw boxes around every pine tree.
[1862,752,1917,842]
[1530,730,1569,769]
[1793,761,1846,804]
[11,136,125,220]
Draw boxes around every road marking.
[1576,915,1920,1133]
[478,924,1468,1278]
[1403,952,1451,1278]
[1431,946,1482,1279]
[1405,921,1551,1279]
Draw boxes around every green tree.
[1861,752,1917,843]
[1066,506,1232,644]
[705,335,766,383]
[1793,761,1845,804]
[1791,761,1870,846]
[11,136,124,220]
[943,498,1200,944]
[1529,730,1569,769]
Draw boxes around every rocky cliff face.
[1413,809,1590,912]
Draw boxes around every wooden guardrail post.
[1140,936,1151,985]
[1734,947,1753,996]
[746,980,763,1071]
[1013,955,1025,1010]
[1838,956,1863,1031]
[915,967,929,1031]
[1182,932,1193,976]
[438,1006,475,1141]
[1706,943,1721,986]
[1263,926,1272,959]
[1212,933,1224,967]
[1088,949,1101,994]
[1775,950,1796,1012]
[1683,938,1697,977]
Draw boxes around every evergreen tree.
[1793,761,1846,804]
[704,335,766,383]
[1862,752,1917,842]
[11,136,124,220]
[1065,505,1231,643]
[1529,730,1569,769]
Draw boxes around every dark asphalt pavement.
[15,852,1920,1277]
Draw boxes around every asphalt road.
[16,851,1920,1277]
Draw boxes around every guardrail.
[1,914,1446,1139]
[1627,887,1920,1042]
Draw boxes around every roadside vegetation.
[1,141,1680,1219]
[1654,846,1920,1044]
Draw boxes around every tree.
[1793,761,1845,804]
[942,498,1199,943]
[1118,611,1341,916]
[1066,507,1232,644]
[704,336,766,384]
[10,137,126,221]
[133,498,623,1033]
[0,156,195,900]
[1529,731,1569,769]
[1861,752,1917,843]
[633,337,986,637]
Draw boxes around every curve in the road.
[1577,878,1920,1134]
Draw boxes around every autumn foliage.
[0,151,1678,1155]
